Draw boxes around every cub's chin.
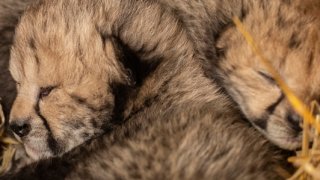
[268,135,302,150]
[22,142,53,161]
[254,124,303,150]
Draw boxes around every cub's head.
[216,2,320,150]
[8,2,134,160]
[8,0,184,161]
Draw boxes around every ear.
[109,36,161,87]
[99,36,161,125]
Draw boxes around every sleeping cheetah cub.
[215,0,320,150]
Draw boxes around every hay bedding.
[0,99,19,174]
[288,101,320,180]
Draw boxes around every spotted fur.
[214,0,320,150]
[1,0,290,179]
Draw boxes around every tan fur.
[0,0,33,118]
[2,0,289,179]
[9,0,133,159]
[0,0,35,172]
[216,0,320,150]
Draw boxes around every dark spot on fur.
[213,21,233,42]
[69,121,85,130]
[144,96,156,107]
[288,33,301,49]
[276,9,286,28]
[239,5,249,21]
[70,95,100,112]
[204,48,215,61]
[283,0,292,5]
[29,38,36,50]
[29,38,41,68]
[222,64,238,75]
[254,119,267,129]
[278,57,287,70]
[127,162,139,172]
[99,161,108,169]
[76,40,84,62]
[34,101,60,155]
[47,137,63,156]
[216,47,226,59]
[138,74,174,111]
[34,54,40,67]
[212,147,231,161]
[81,132,90,139]
[90,118,99,129]
[307,51,314,70]
[259,0,267,10]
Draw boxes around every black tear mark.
[266,93,285,114]
[34,101,60,155]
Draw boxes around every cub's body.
[2,0,317,179]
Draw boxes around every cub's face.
[8,7,127,160]
[216,5,320,150]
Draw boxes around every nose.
[286,113,303,132]
[9,121,31,138]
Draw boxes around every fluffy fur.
[214,0,320,150]
[157,0,320,150]
[0,0,35,172]
[3,0,288,179]
[0,0,33,118]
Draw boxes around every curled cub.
[4,0,287,179]
[215,0,320,150]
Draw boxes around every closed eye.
[257,71,276,84]
[39,86,56,99]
